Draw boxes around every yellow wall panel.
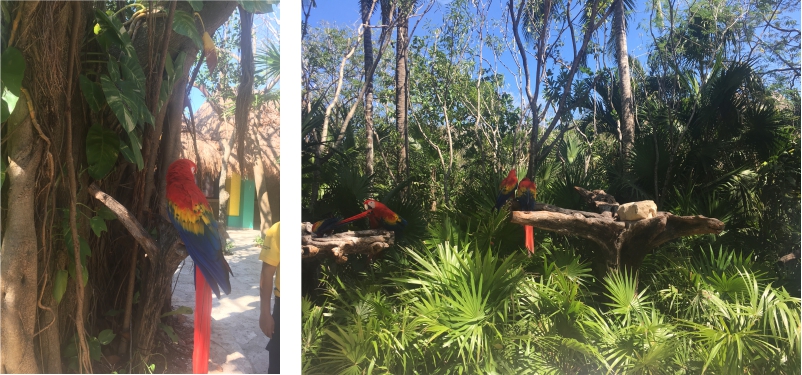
[228,172,241,216]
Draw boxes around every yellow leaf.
[202,31,217,72]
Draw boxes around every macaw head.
[167,159,197,184]
[364,199,378,211]
[507,168,517,180]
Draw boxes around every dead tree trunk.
[511,188,725,273]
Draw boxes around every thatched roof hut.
[181,99,280,183]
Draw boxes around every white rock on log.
[617,200,657,220]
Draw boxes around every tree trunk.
[613,0,635,162]
[395,9,409,183]
[218,130,237,245]
[1,94,43,374]
[131,222,188,371]
[235,6,255,173]
[254,155,272,234]
[362,0,375,178]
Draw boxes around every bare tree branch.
[88,183,159,260]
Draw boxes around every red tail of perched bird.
[516,178,537,256]
[166,159,233,374]
[495,168,518,210]
[337,199,408,232]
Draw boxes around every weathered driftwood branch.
[779,252,798,263]
[512,210,725,270]
[301,222,394,263]
[574,186,620,217]
[532,202,607,219]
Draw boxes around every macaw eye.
[191,166,196,174]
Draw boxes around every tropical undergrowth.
[303,209,801,375]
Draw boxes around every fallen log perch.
[511,187,726,272]
[301,222,395,263]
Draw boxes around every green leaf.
[94,9,137,58]
[1,47,26,95]
[97,206,117,220]
[119,134,137,166]
[107,58,121,82]
[101,77,138,132]
[65,232,92,270]
[105,308,122,317]
[172,10,202,49]
[160,306,193,317]
[68,264,89,287]
[79,75,105,113]
[64,337,78,358]
[80,237,91,265]
[238,0,275,14]
[1,99,8,122]
[120,53,147,92]
[98,329,116,345]
[53,269,69,304]
[94,9,124,47]
[188,0,203,11]
[116,54,152,127]
[2,87,19,118]
[158,323,179,343]
[158,52,187,112]
[90,216,108,237]
[133,291,140,304]
[67,357,78,372]
[86,124,120,180]
[88,337,101,361]
[128,132,145,170]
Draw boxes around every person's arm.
[259,262,277,338]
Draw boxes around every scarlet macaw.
[516,177,537,255]
[311,216,343,236]
[337,199,407,232]
[495,168,518,210]
[166,159,233,374]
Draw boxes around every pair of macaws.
[165,159,233,374]
[495,168,538,255]
[312,199,407,236]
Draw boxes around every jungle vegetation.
[301,0,800,373]
[0,1,279,372]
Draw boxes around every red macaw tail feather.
[525,225,535,256]
[193,266,212,374]
[337,210,370,226]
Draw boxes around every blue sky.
[188,5,281,112]
[305,0,658,107]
